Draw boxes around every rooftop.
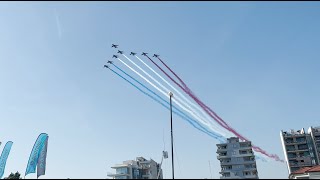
[291,165,320,174]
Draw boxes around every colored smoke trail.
[135,55,213,123]
[116,57,227,136]
[156,56,233,129]
[122,54,231,136]
[107,67,226,143]
[144,55,230,130]
[108,63,268,162]
[145,55,284,162]
[134,55,233,137]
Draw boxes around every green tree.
[4,172,21,179]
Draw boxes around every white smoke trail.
[122,54,226,135]
[133,55,233,137]
[117,57,227,136]
[135,55,208,117]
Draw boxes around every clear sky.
[1,1,320,179]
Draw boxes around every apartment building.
[216,137,259,179]
[280,127,320,175]
[107,157,162,179]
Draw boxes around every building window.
[116,167,128,175]
[115,176,127,179]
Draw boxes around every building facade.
[107,157,163,179]
[308,127,320,164]
[216,137,259,179]
[280,127,320,175]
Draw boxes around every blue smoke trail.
[108,65,267,161]
[108,67,226,142]
[111,64,226,141]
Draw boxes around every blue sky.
[1,2,320,179]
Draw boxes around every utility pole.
[169,92,174,179]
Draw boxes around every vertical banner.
[0,141,13,179]
[25,133,48,177]
[37,136,48,178]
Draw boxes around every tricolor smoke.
[116,56,233,138]
[107,65,226,142]
[104,49,282,163]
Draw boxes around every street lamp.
[168,92,174,179]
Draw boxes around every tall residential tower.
[216,137,259,179]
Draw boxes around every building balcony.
[296,148,309,152]
[287,149,297,152]
[217,154,228,159]
[107,172,130,177]
[285,141,307,145]
[289,162,313,167]
[243,160,256,164]
[239,146,252,150]
[220,170,233,174]
[220,161,233,165]
[220,176,234,179]
[283,133,306,137]
[243,174,259,179]
[239,152,254,156]
[244,167,257,171]
[217,148,228,153]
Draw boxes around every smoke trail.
[134,55,233,137]
[122,54,230,136]
[156,56,188,88]
[145,55,284,162]
[135,56,209,120]
[155,57,256,139]
[155,56,284,162]
[107,67,226,142]
[144,55,230,130]
[156,56,233,128]
[116,57,226,137]
[108,65,268,162]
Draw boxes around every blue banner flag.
[25,133,48,177]
[0,141,13,179]
[37,136,48,178]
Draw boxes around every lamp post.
[168,91,174,179]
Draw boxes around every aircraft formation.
[103,43,284,163]
[105,44,159,69]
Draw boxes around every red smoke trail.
[155,56,231,129]
[145,55,231,130]
[156,56,188,89]
[146,55,284,162]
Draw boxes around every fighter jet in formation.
[113,55,118,58]
[130,52,136,56]
[104,65,109,68]
[117,50,124,54]
[107,60,113,64]
[111,44,118,48]
[141,52,148,56]
[153,54,159,58]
